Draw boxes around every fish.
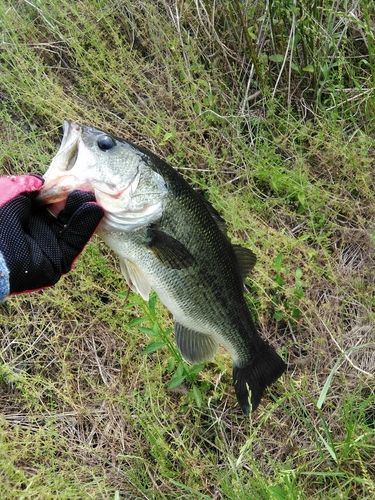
[38,120,286,414]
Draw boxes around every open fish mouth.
[36,121,163,229]
[39,121,125,201]
[38,121,85,204]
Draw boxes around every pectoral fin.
[120,258,151,300]
[145,226,195,269]
[174,322,219,364]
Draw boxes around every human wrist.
[0,251,10,302]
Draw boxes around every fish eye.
[97,135,116,151]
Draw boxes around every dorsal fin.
[233,245,257,281]
[197,191,229,238]
[198,191,257,280]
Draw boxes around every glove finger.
[0,175,44,207]
[0,193,33,230]
[58,190,97,222]
[8,234,62,293]
[58,202,104,271]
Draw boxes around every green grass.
[0,0,374,498]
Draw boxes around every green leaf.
[274,275,284,286]
[317,357,343,409]
[193,102,201,114]
[274,310,284,321]
[291,62,300,73]
[168,356,176,372]
[292,308,301,320]
[297,191,305,205]
[168,373,186,390]
[247,27,257,40]
[176,362,184,377]
[136,326,159,337]
[148,293,157,314]
[129,317,147,327]
[142,341,166,354]
[153,123,161,136]
[302,64,314,73]
[269,484,288,500]
[160,131,174,145]
[191,385,202,408]
[187,363,206,377]
[274,253,283,271]
[269,54,284,63]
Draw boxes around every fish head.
[38,121,168,229]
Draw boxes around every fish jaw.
[38,120,121,205]
[38,120,94,204]
[48,120,81,174]
[38,173,91,205]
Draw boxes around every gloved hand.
[0,174,104,294]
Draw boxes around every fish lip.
[37,121,82,204]
[60,120,73,150]
[36,174,82,205]
[52,120,81,171]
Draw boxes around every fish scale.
[38,120,286,415]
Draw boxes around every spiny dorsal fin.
[145,225,195,269]
[174,322,219,364]
[198,191,229,238]
[233,245,257,281]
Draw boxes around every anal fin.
[174,322,219,364]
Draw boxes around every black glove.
[0,175,104,294]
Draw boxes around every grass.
[0,0,374,498]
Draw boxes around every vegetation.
[0,0,374,498]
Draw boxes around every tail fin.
[233,342,286,415]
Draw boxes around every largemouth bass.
[38,121,286,414]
